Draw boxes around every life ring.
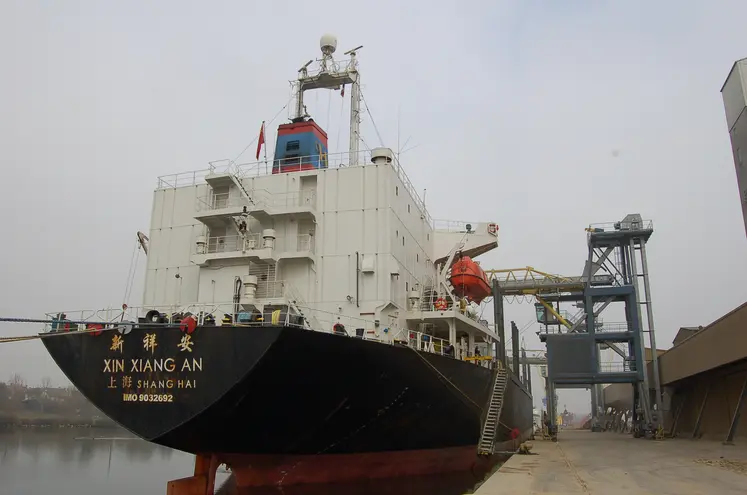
[87,323,104,337]
[509,427,520,440]
[434,298,447,311]
[180,315,197,334]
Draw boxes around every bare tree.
[9,373,25,388]
[41,376,53,390]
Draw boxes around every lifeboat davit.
[449,256,491,304]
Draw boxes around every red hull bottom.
[167,437,530,493]
[222,445,487,487]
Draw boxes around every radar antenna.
[293,35,364,166]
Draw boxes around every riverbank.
[0,412,118,429]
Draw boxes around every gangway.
[478,367,509,455]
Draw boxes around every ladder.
[230,173,255,206]
[478,367,508,455]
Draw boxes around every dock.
[476,430,747,494]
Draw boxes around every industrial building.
[603,302,747,442]
[722,57,747,239]
[599,57,747,442]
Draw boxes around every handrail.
[156,151,427,223]
[43,302,473,362]
[195,189,317,212]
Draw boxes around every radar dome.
[320,34,338,55]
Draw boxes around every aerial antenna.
[294,36,363,165]
[397,105,401,159]
[298,59,313,78]
[344,45,364,56]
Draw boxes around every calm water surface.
[0,429,496,495]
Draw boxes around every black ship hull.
[42,325,533,485]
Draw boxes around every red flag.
[255,121,265,160]
[341,85,345,97]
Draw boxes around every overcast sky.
[1,1,747,415]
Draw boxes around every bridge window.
[286,140,300,151]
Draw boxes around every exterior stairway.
[283,283,322,331]
[419,284,455,311]
[230,174,256,206]
[478,367,508,455]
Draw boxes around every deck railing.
[196,189,317,213]
[43,302,488,363]
[197,234,314,256]
[156,151,430,225]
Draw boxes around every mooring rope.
[0,316,180,345]
[0,325,129,344]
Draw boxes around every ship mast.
[293,35,363,166]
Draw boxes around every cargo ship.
[40,35,533,493]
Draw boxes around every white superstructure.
[141,36,501,360]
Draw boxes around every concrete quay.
[475,430,747,494]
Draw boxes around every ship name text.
[103,357,203,373]
[103,334,203,401]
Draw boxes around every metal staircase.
[282,283,322,331]
[230,174,256,206]
[478,367,508,455]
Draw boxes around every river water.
[0,429,496,495]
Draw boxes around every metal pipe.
[492,280,506,365]
[356,252,360,307]
[638,242,663,424]
[522,348,532,395]
[511,321,520,378]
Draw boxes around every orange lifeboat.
[449,256,491,304]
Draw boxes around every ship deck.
[476,430,747,494]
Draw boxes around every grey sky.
[1,1,746,415]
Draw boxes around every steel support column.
[724,374,747,445]
[670,391,687,438]
[692,382,711,439]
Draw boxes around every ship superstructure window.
[396,186,399,196]
[402,236,405,246]
[286,140,300,151]
[408,204,411,213]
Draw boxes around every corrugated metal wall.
[603,302,747,442]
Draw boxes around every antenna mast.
[293,35,363,166]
